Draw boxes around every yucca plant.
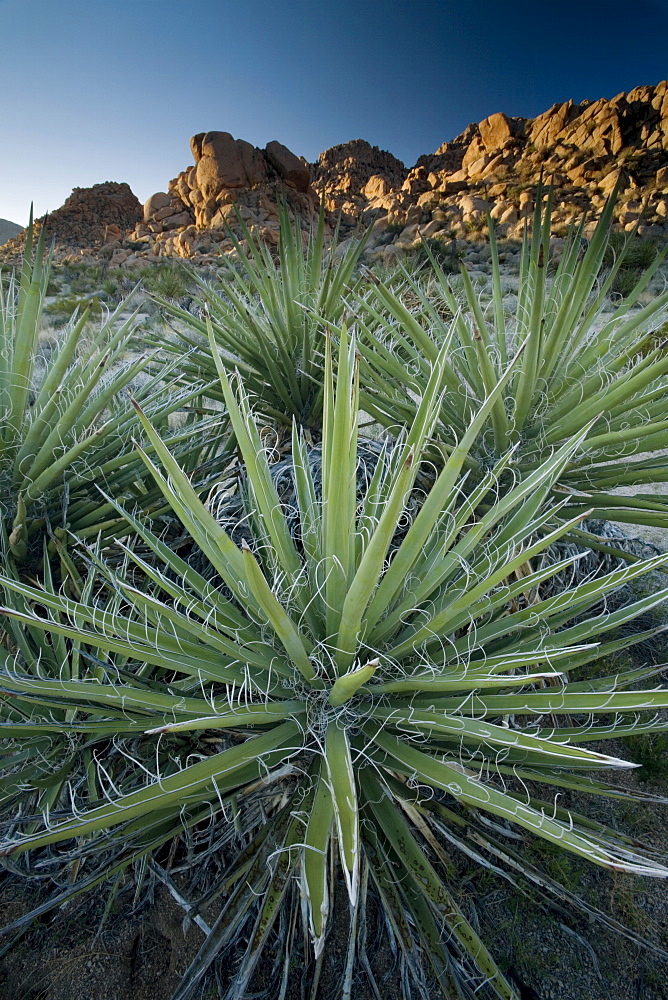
[1,330,668,999]
[151,201,371,429]
[0,219,230,561]
[355,186,668,535]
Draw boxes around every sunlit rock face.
[4,81,668,268]
[0,182,143,265]
[377,80,668,236]
[311,139,407,219]
[150,131,316,232]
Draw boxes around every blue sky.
[1,0,668,224]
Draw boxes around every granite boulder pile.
[362,81,668,246]
[0,183,142,265]
[3,81,668,269]
[312,139,407,219]
[132,132,319,259]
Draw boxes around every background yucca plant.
[151,201,370,430]
[1,331,668,1000]
[355,187,668,536]
[0,220,231,563]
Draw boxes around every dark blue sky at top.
[1,0,668,223]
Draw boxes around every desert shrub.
[464,216,487,235]
[611,266,645,300]
[140,261,190,299]
[623,731,668,782]
[0,223,228,560]
[101,275,119,297]
[2,334,668,1000]
[356,186,668,535]
[604,232,659,270]
[602,234,661,300]
[66,263,104,293]
[44,292,103,326]
[410,236,464,273]
[152,202,370,430]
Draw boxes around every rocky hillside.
[359,81,668,251]
[0,183,142,266]
[0,219,22,246]
[312,139,407,218]
[2,81,667,268]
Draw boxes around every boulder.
[363,174,391,198]
[466,154,493,177]
[143,192,171,222]
[239,139,268,187]
[153,204,183,222]
[498,205,518,225]
[599,168,629,195]
[458,195,487,217]
[103,223,123,243]
[196,131,247,192]
[462,136,486,171]
[265,141,310,192]
[162,211,195,230]
[479,112,514,151]
[530,100,575,147]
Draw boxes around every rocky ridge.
[135,79,668,267]
[2,81,668,269]
[0,183,142,265]
[363,81,668,260]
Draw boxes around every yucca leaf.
[361,769,519,1000]
[2,721,300,854]
[329,658,378,706]
[370,705,638,767]
[371,728,668,876]
[322,325,359,641]
[241,542,317,684]
[325,723,359,905]
[130,404,251,599]
[170,796,299,1000]
[302,760,334,954]
[208,323,304,588]
[5,224,47,440]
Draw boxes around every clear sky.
[1,0,668,225]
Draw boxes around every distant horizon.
[2,0,668,225]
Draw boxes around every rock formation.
[2,81,668,269]
[0,183,142,265]
[131,132,319,260]
[312,139,407,218]
[359,81,668,248]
